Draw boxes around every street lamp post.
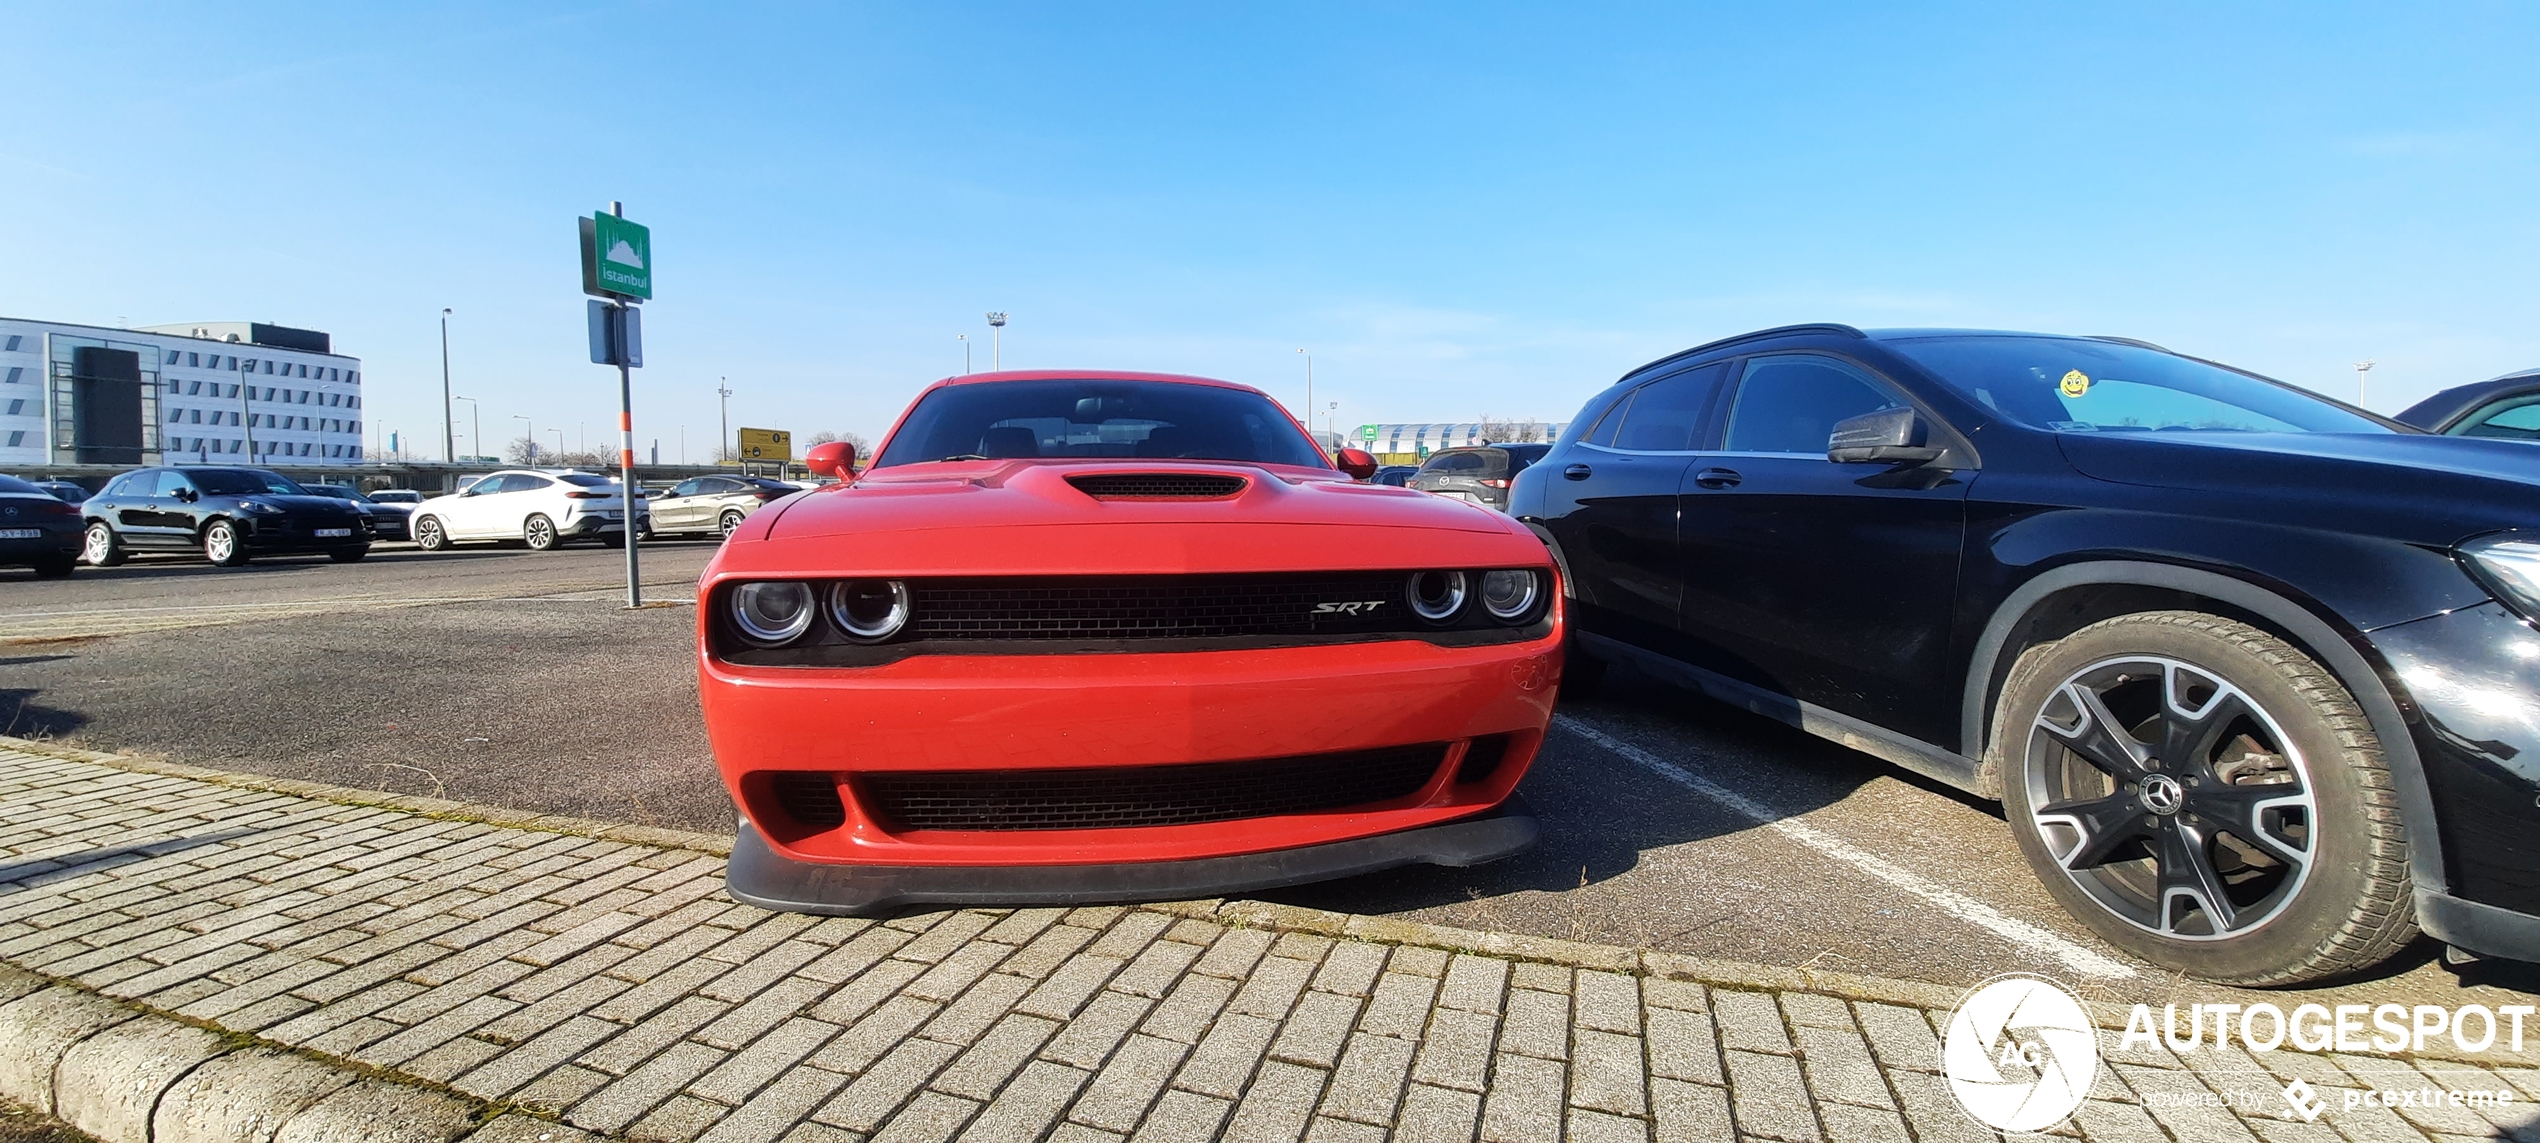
[439,308,455,463]
[1296,349,1313,439]
[514,415,534,464]
[958,334,970,375]
[2355,360,2376,409]
[453,397,479,460]
[236,358,257,461]
[717,377,733,465]
[986,313,1007,370]
[549,429,564,462]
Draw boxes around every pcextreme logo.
[1941,975,2100,1132]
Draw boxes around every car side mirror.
[806,440,857,480]
[176,488,199,503]
[1828,407,1945,465]
[1334,447,1379,481]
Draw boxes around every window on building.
[262,361,273,374]
[4,368,19,384]
[2,336,18,352]
[6,431,22,448]
[296,364,308,378]
[6,400,22,416]
[224,356,236,370]
[169,407,183,423]
[227,411,239,426]
[190,409,202,424]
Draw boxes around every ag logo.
[1941,974,2099,1132]
[1312,601,1384,615]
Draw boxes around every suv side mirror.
[175,488,199,503]
[1828,407,1945,465]
[1334,447,1379,481]
[806,440,857,479]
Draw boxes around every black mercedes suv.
[82,466,373,567]
[1513,323,2540,984]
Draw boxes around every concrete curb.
[0,960,617,1143]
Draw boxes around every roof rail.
[2085,335,2173,353]
[1620,323,1867,381]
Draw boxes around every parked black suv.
[82,466,373,567]
[0,473,85,577]
[1514,323,2540,984]
[1407,443,1550,511]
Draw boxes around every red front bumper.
[698,632,1561,870]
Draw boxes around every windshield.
[190,469,309,496]
[1886,336,2391,435]
[303,486,361,500]
[873,379,1326,470]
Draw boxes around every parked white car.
[410,470,651,552]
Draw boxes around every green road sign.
[580,212,653,300]
[1416,444,1430,459]
[1359,424,1378,441]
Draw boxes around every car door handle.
[1563,464,1593,481]
[1693,467,1743,489]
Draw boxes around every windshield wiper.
[934,454,990,462]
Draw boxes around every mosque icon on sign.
[606,239,644,268]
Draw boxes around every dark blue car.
[1518,323,2540,983]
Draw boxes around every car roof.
[1619,325,2182,383]
[910,369,1277,400]
[2393,370,2540,431]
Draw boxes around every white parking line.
[1554,714,2138,980]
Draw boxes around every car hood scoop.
[1065,472,1247,500]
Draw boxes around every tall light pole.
[986,313,1007,370]
[236,357,257,461]
[439,308,455,463]
[1296,349,1313,439]
[958,334,970,375]
[549,429,565,462]
[716,377,733,464]
[453,396,479,460]
[514,415,534,464]
[2355,360,2376,409]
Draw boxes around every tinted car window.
[99,474,142,498]
[1724,356,1905,455]
[1582,391,1635,448]
[669,479,702,497]
[153,471,196,497]
[1610,363,1728,452]
[1885,335,2388,434]
[1500,444,1551,471]
[1421,451,1492,473]
[189,469,307,496]
[875,379,1326,470]
[2454,395,2540,441]
[556,474,612,487]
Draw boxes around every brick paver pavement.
[3,744,2536,1142]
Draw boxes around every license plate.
[315,528,351,538]
[0,528,38,539]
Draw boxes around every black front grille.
[911,573,1413,640]
[856,743,1447,831]
[1068,472,1247,500]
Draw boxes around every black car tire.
[524,514,561,551]
[328,546,369,563]
[31,555,75,578]
[719,510,746,538]
[80,522,126,567]
[414,516,450,551]
[1996,611,2416,985]
[203,520,251,567]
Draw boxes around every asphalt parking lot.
[5,539,2536,1014]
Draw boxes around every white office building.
[0,317,364,470]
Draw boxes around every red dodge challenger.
[697,370,1561,914]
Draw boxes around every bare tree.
[1475,417,1548,444]
[803,431,872,453]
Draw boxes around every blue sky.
[4,3,2534,458]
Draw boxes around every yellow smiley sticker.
[2059,369,2091,398]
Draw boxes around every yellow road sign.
[737,427,791,462]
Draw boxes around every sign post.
[582,202,651,608]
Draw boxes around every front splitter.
[724,797,1540,916]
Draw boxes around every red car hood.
[770,460,1515,538]
[715,460,1544,580]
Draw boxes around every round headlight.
[828,579,911,642]
[1406,570,1468,623]
[730,581,815,645]
[1480,569,1541,622]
